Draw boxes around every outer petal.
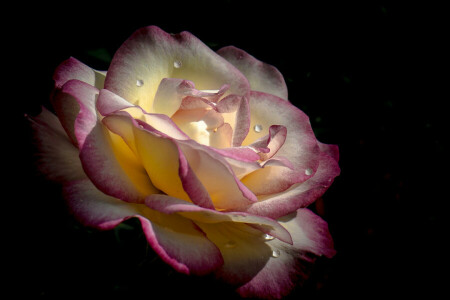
[27,107,86,182]
[241,91,320,195]
[242,152,340,219]
[65,79,158,203]
[63,179,223,276]
[53,57,106,89]
[217,46,288,100]
[236,209,336,299]
[104,26,250,112]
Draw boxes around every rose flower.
[29,26,340,299]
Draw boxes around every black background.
[10,1,446,299]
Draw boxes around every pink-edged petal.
[241,152,340,219]
[53,57,106,89]
[97,89,189,140]
[27,107,86,182]
[236,208,335,299]
[217,46,288,100]
[145,194,292,245]
[318,141,340,162]
[63,179,223,275]
[104,26,250,112]
[63,80,157,203]
[103,113,214,209]
[249,125,287,161]
[177,139,257,210]
[96,88,134,116]
[241,91,320,195]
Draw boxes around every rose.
[30,26,340,299]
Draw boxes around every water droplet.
[305,168,313,176]
[263,234,274,241]
[253,124,263,133]
[136,79,144,87]
[173,60,182,68]
[271,249,281,258]
[225,240,237,248]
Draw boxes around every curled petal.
[242,152,340,219]
[218,46,288,100]
[249,125,287,161]
[241,91,320,195]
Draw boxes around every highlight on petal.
[104,26,250,112]
[53,57,106,89]
[63,179,223,276]
[217,46,288,100]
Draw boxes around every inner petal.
[171,107,226,146]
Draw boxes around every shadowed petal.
[63,179,223,276]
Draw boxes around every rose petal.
[103,113,215,209]
[27,107,86,182]
[152,78,191,117]
[53,57,106,89]
[318,141,340,162]
[177,139,258,210]
[236,208,335,299]
[209,123,232,148]
[248,125,287,161]
[63,179,223,275]
[104,26,249,112]
[217,46,288,100]
[241,91,320,195]
[241,152,341,219]
[97,89,189,140]
[145,194,292,245]
[63,80,158,203]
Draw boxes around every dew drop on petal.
[263,234,274,241]
[173,60,182,68]
[136,79,144,87]
[272,249,281,258]
[305,168,313,176]
[253,124,263,133]
[225,240,237,248]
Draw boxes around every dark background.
[11,1,446,298]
